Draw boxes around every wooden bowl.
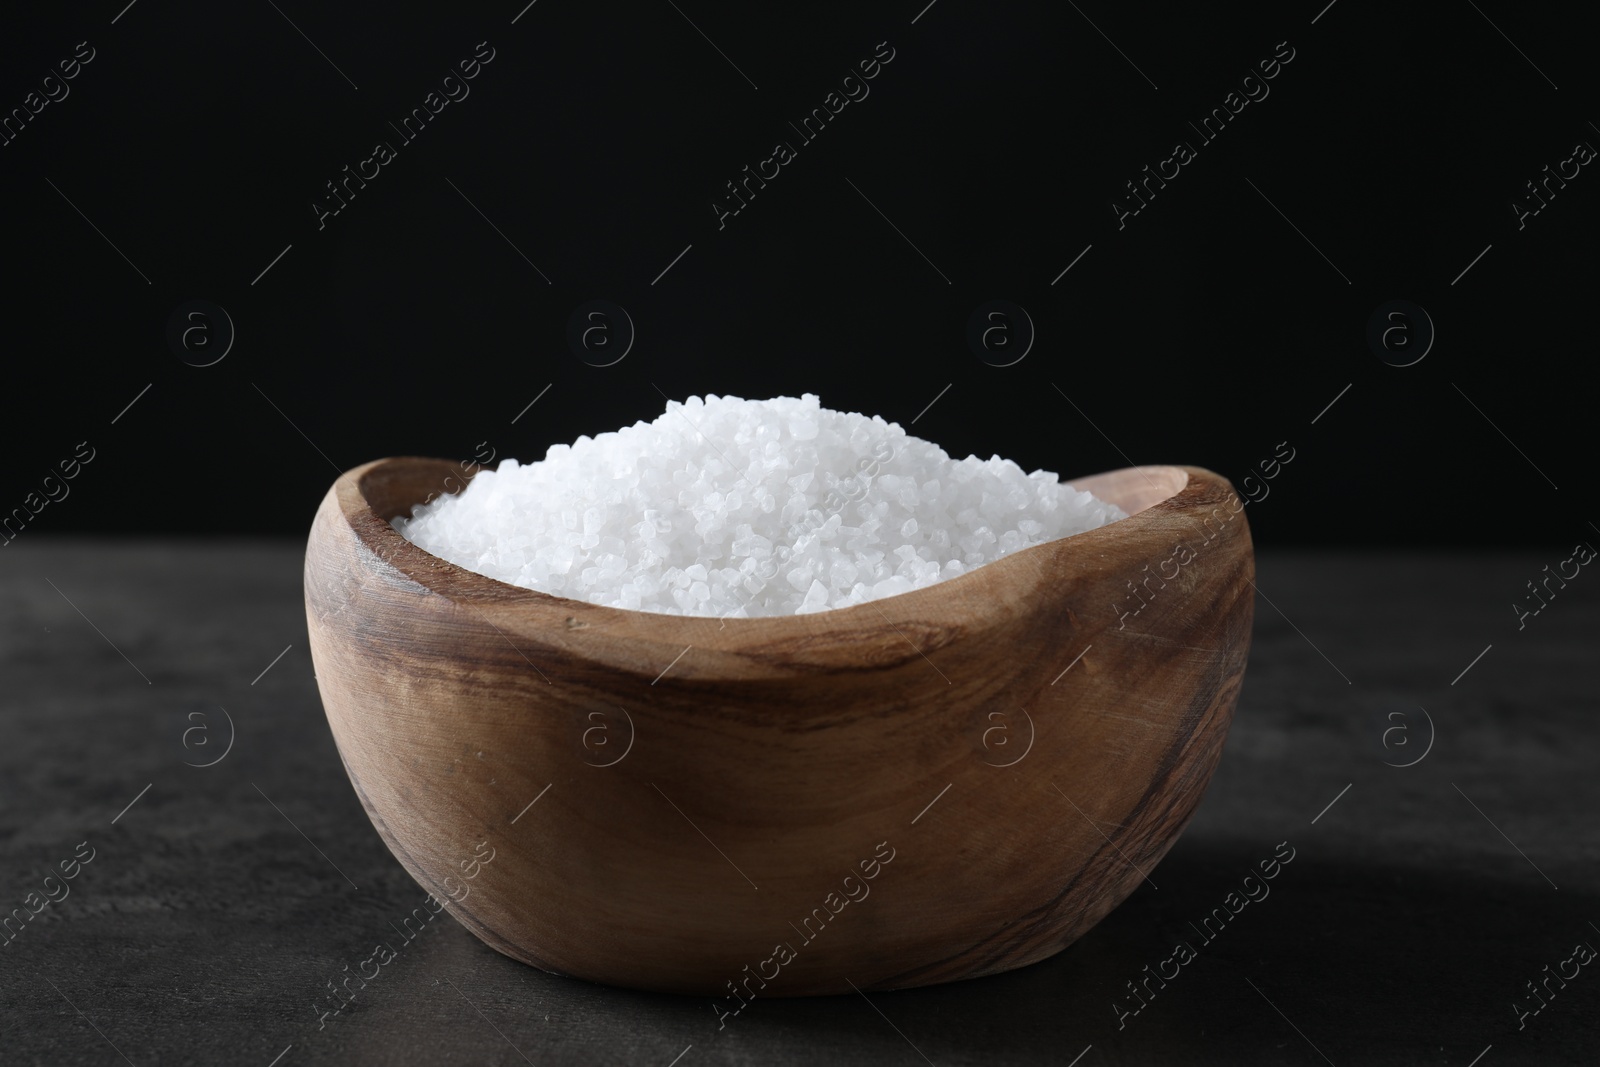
[304,457,1252,997]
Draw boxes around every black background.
[0,0,1590,548]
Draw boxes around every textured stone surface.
[2,542,1595,1065]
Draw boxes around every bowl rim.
[321,457,1230,649]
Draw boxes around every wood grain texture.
[303,458,1254,996]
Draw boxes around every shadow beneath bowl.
[499,840,1596,1065]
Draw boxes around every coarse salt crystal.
[394,394,1125,617]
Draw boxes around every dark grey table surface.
[2,542,1596,1066]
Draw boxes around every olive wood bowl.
[304,457,1252,997]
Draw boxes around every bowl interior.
[1065,465,1188,517]
[341,456,1197,640]
[357,457,1189,530]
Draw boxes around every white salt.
[394,394,1126,617]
